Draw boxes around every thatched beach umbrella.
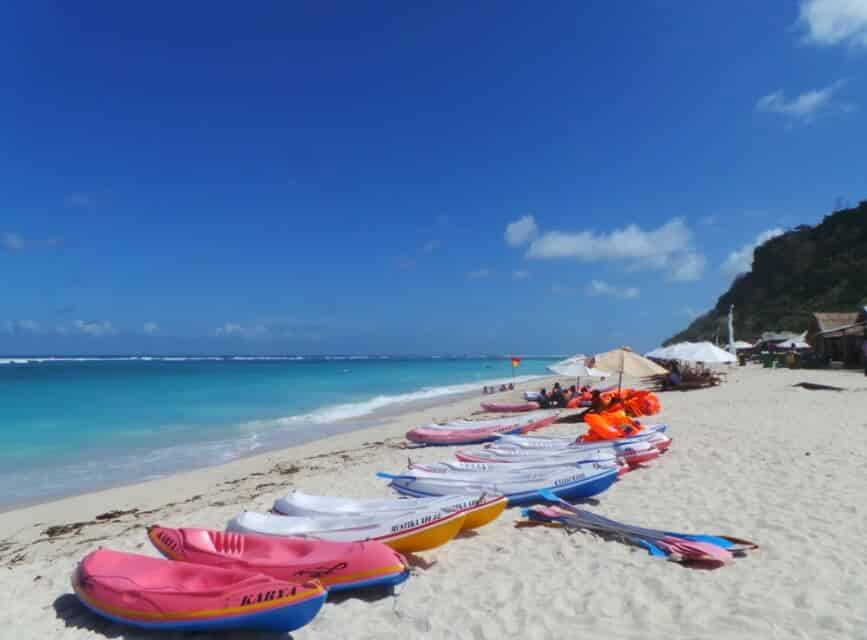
[588,346,667,391]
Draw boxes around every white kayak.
[418,410,560,431]
[440,450,618,470]
[227,507,467,554]
[380,460,620,506]
[273,491,503,520]
[494,423,671,451]
[456,439,659,467]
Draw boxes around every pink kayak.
[480,401,540,413]
[72,548,326,633]
[407,411,560,445]
[149,526,409,593]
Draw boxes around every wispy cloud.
[2,232,24,250]
[72,320,118,336]
[668,252,706,282]
[799,0,867,48]
[143,321,160,335]
[65,193,95,208]
[422,240,440,253]
[467,268,491,279]
[682,306,700,319]
[587,280,640,299]
[397,256,417,271]
[1,319,40,333]
[512,270,530,280]
[2,232,65,251]
[721,228,786,276]
[756,82,848,123]
[514,217,704,282]
[504,215,538,247]
[212,322,269,338]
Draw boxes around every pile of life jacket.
[579,389,662,442]
[599,388,661,418]
[582,411,642,441]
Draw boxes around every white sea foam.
[0,355,315,365]
[276,373,546,424]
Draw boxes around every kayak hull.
[148,526,410,593]
[480,401,540,413]
[273,491,507,532]
[227,509,467,554]
[386,464,620,506]
[72,549,325,633]
[407,412,559,446]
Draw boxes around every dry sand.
[1,366,866,640]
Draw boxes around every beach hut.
[807,312,863,365]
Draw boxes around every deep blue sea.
[0,356,555,508]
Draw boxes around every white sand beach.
[1,366,866,640]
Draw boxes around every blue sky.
[2,1,866,355]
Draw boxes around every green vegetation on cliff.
[667,201,867,344]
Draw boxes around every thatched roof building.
[807,311,866,365]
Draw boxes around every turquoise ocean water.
[0,356,555,508]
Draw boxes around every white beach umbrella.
[667,341,736,364]
[547,355,608,379]
[733,340,753,350]
[645,345,677,360]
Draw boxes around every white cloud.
[212,322,269,338]
[756,83,846,122]
[521,217,703,281]
[1,319,40,333]
[65,193,94,208]
[143,322,160,334]
[587,280,640,299]
[799,0,867,48]
[668,251,706,282]
[2,232,24,250]
[467,269,491,279]
[422,240,439,253]
[73,320,118,336]
[527,218,691,262]
[512,270,530,280]
[505,215,538,247]
[721,228,786,276]
[683,306,700,319]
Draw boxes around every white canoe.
[494,424,670,451]
[273,491,504,521]
[456,439,659,467]
[418,410,560,431]
[227,508,467,554]
[381,460,620,506]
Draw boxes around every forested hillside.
[667,201,867,344]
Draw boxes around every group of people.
[536,382,592,409]
[482,382,515,394]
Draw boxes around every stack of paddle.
[523,491,757,568]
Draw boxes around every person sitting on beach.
[667,362,682,388]
[508,383,514,390]
[549,382,565,408]
[589,390,605,413]
[537,388,551,408]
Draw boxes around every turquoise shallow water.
[0,356,555,507]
